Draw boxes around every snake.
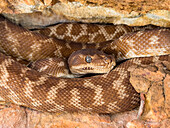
[0,15,169,113]
[30,49,116,78]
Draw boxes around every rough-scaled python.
[0,15,169,113]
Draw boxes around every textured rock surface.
[0,105,138,128]
[68,0,170,13]
[164,75,170,117]
[2,12,72,29]
[129,61,170,127]
[0,0,170,27]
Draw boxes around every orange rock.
[126,119,146,128]
[143,82,167,121]
[0,0,170,27]
[111,110,138,127]
[0,105,26,128]
[0,104,140,128]
[164,74,170,117]
[130,61,170,123]
[67,0,170,14]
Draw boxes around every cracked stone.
[0,105,138,128]
[129,60,170,126]
[0,0,170,27]
[164,74,170,117]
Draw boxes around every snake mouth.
[71,66,108,74]
[82,67,94,70]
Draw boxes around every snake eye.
[85,56,92,63]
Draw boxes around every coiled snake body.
[0,15,169,113]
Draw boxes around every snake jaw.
[70,65,109,74]
[82,67,94,70]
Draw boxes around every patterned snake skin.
[0,15,169,113]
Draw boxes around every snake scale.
[0,15,169,113]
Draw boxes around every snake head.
[68,49,116,74]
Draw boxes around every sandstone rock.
[126,119,146,128]
[0,0,170,27]
[129,61,170,127]
[0,105,26,128]
[164,74,170,117]
[0,104,138,128]
[68,0,170,14]
[111,110,138,127]
[143,82,167,121]
[2,12,71,29]
[130,64,166,93]
[126,118,170,128]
